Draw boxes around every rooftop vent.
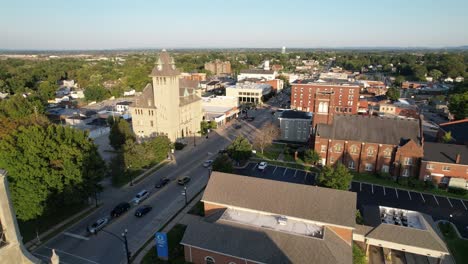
[277,216,288,225]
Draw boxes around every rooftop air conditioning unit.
[277,216,288,225]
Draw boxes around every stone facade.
[204,60,231,75]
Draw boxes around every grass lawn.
[141,224,187,264]
[187,201,204,217]
[19,203,88,243]
[353,173,468,200]
[438,222,468,264]
[255,144,285,160]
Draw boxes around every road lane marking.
[407,191,412,200]
[395,188,399,199]
[383,186,386,196]
[420,193,425,203]
[272,166,278,174]
[447,197,453,208]
[360,182,362,192]
[461,200,467,210]
[372,184,374,194]
[45,247,99,264]
[293,170,298,178]
[283,168,288,176]
[433,195,439,205]
[63,232,90,241]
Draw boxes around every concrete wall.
[279,118,312,142]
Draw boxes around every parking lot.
[234,162,468,238]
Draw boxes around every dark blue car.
[135,205,152,217]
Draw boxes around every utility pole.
[122,230,131,264]
[183,186,188,205]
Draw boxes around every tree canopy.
[212,154,233,173]
[303,149,320,164]
[385,87,400,101]
[227,136,252,162]
[317,164,353,191]
[0,124,105,221]
[109,118,135,150]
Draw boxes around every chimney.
[455,154,461,164]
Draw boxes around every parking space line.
[251,164,258,171]
[407,191,412,200]
[433,195,439,205]
[395,188,399,199]
[372,184,374,194]
[420,193,425,203]
[283,168,288,176]
[360,182,362,192]
[383,186,386,196]
[460,200,467,210]
[447,197,453,207]
[293,170,298,178]
[272,166,278,174]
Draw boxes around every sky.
[1,0,467,50]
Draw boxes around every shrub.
[174,142,186,150]
[398,177,409,186]
[448,187,467,196]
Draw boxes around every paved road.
[234,163,468,238]
[32,104,274,264]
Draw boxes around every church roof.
[132,83,155,108]
[150,50,180,77]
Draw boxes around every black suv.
[111,202,130,217]
[155,178,170,188]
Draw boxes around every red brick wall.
[419,161,468,183]
[204,202,226,217]
[184,245,257,264]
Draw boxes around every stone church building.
[130,50,203,142]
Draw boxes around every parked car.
[234,124,242,129]
[155,178,170,188]
[135,205,152,217]
[111,202,131,217]
[177,176,191,185]
[203,160,213,168]
[258,162,268,170]
[131,190,149,205]
[87,217,108,234]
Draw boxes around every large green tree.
[303,149,320,165]
[84,85,109,102]
[227,136,252,162]
[0,124,105,221]
[109,118,135,150]
[317,164,353,191]
[448,92,468,120]
[385,87,400,101]
[429,69,443,81]
[212,154,234,173]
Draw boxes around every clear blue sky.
[1,0,467,50]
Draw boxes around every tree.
[0,94,44,120]
[317,164,353,191]
[0,124,105,221]
[355,210,364,225]
[227,136,252,162]
[84,85,109,102]
[429,69,443,81]
[448,92,468,120]
[353,244,366,264]
[442,131,453,143]
[411,65,427,81]
[303,149,320,165]
[123,136,171,170]
[37,81,57,100]
[253,123,279,154]
[385,87,400,101]
[394,75,405,86]
[212,154,233,173]
[109,118,135,150]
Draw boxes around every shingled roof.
[149,50,180,77]
[316,115,421,145]
[423,142,468,164]
[202,172,357,228]
[181,219,351,264]
[131,83,155,108]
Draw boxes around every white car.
[132,190,149,205]
[258,162,268,170]
[203,160,213,168]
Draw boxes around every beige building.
[0,170,40,264]
[225,83,272,104]
[130,50,203,142]
[204,60,231,75]
[202,96,239,126]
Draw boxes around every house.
[237,69,276,81]
[278,110,313,143]
[181,172,357,264]
[290,80,360,126]
[402,81,427,89]
[419,142,468,189]
[455,76,464,83]
[225,83,272,105]
[180,72,207,82]
[437,119,468,145]
[115,101,132,113]
[444,77,453,83]
[314,115,424,178]
[130,50,203,141]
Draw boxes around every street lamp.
[206,128,210,139]
[96,229,131,264]
[127,165,134,186]
[183,185,188,205]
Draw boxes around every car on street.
[86,217,108,234]
[177,176,191,185]
[155,178,170,188]
[131,190,149,205]
[258,162,268,170]
[203,160,213,168]
[111,202,131,217]
[134,205,152,217]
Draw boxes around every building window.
[205,256,215,264]
[320,145,327,153]
[334,144,342,153]
[150,121,154,127]
[350,145,358,154]
[318,102,328,113]
[381,165,389,173]
[404,157,413,165]
[367,147,375,157]
[330,157,335,163]
[348,160,355,169]
[442,166,451,171]
[426,164,434,170]
[383,148,392,158]
[402,168,410,177]
[365,163,373,171]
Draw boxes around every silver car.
[87,217,108,234]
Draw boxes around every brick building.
[314,115,424,178]
[204,60,231,75]
[290,81,360,126]
[419,142,468,189]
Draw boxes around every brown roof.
[149,50,180,77]
[181,219,351,264]
[202,172,357,228]
[179,78,199,89]
[131,83,155,108]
